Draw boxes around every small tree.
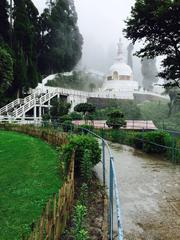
[106,110,126,129]
[89,83,96,92]
[50,99,71,119]
[74,103,96,123]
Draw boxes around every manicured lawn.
[0,131,62,239]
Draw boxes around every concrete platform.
[72,120,157,130]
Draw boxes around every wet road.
[96,143,180,240]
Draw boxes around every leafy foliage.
[124,0,180,87]
[73,204,89,240]
[133,131,172,153]
[60,135,101,174]
[81,150,93,184]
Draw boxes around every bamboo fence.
[27,153,75,240]
[0,124,68,146]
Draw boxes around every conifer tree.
[13,0,40,94]
[14,48,28,97]
[38,0,83,75]
[0,0,10,42]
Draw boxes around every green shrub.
[79,183,88,206]
[73,204,89,240]
[59,114,72,123]
[60,135,101,174]
[70,112,83,120]
[81,124,94,133]
[133,131,173,153]
[81,150,93,184]
[62,120,74,132]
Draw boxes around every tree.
[106,110,126,129]
[38,0,83,75]
[13,0,40,95]
[13,48,28,97]
[0,47,13,105]
[127,43,134,69]
[124,0,180,88]
[50,99,71,119]
[141,57,158,91]
[164,87,180,116]
[74,103,96,122]
[89,83,96,92]
[0,0,10,42]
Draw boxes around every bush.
[69,112,83,120]
[73,204,89,240]
[133,131,173,153]
[62,120,74,132]
[81,124,94,133]
[81,150,93,184]
[60,135,101,174]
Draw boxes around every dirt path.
[96,143,180,240]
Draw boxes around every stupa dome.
[102,38,138,94]
[108,62,133,80]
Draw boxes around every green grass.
[0,131,62,240]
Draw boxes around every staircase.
[0,88,60,123]
[11,91,58,118]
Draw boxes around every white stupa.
[102,39,138,97]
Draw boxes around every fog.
[32,0,143,83]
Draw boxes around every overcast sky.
[32,0,136,71]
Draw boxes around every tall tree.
[0,0,10,42]
[13,0,40,94]
[14,47,28,97]
[141,57,158,91]
[124,0,180,88]
[38,0,83,75]
[0,47,13,106]
[127,43,134,69]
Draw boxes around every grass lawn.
[0,130,62,240]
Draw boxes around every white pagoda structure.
[102,39,138,98]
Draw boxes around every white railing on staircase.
[12,91,58,118]
[0,98,23,115]
[0,91,40,116]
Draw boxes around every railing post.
[109,157,114,240]
[102,139,106,186]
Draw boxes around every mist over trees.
[127,43,133,69]
[0,0,83,105]
[141,58,158,91]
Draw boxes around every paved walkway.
[73,120,157,130]
[95,143,180,240]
